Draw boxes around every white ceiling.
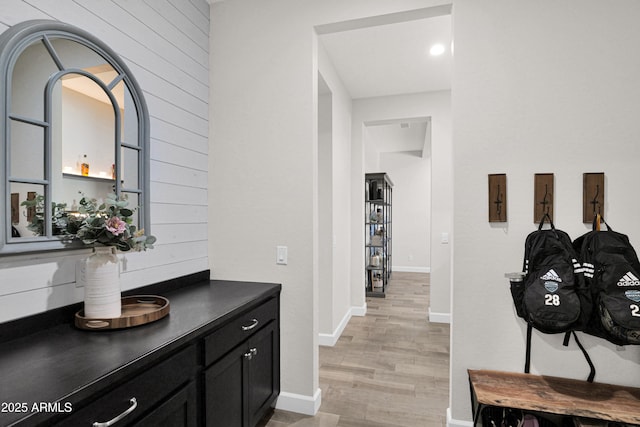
[318,13,452,156]
[62,68,124,107]
[209,4,452,155]
[318,14,452,100]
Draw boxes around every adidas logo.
[617,272,640,287]
[540,269,561,283]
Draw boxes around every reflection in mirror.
[58,75,117,202]
[14,66,120,241]
[10,120,45,181]
[121,192,140,230]
[10,183,45,238]
[121,83,139,147]
[10,39,59,120]
[122,147,139,190]
[50,37,113,77]
[1,20,150,253]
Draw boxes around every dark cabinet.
[205,344,245,426]
[54,344,198,427]
[0,279,280,427]
[204,298,280,427]
[247,322,279,426]
[136,382,198,427]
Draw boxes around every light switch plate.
[276,246,287,265]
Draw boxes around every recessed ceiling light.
[429,44,445,56]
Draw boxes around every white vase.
[84,246,121,318]
[370,252,381,267]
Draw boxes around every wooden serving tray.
[75,295,170,330]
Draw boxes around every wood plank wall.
[0,0,210,322]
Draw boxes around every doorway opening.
[315,5,452,346]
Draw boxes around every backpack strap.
[525,323,532,374]
[563,331,596,382]
[526,327,596,382]
[538,212,555,231]
[592,214,612,232]
[524,214,552,375]
[538,212,561,239]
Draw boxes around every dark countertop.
[0,278,281,426]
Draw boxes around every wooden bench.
[468,369,640,426]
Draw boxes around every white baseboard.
[318,303,366,346]
[393,266,431,273]
[447,407,473,427]
[275,388,322,416]
[351,303,366,317]
[318,308,352,347]
[428,307,451,324]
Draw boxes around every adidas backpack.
[514,214,591,334]
[511,213,594,380]
[573,216,640,345]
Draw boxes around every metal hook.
[539,184,550,214]
[590,184,601,215]
[493,184,503,219]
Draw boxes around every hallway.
[261,272,450,426]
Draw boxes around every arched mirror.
[0,20,150,254]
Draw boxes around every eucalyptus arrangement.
[21,192,156,251]
[68,193,156,252]
[20,194,70,236]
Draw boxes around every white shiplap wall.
[0,0,209,323]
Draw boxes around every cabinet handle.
[241,318,259,331]
[244,348,258,360]
[92,397,137,427]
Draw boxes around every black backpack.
[511,213,594,380]
[573,216,640,346]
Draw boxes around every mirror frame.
[0,20,150,255]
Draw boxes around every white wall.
[363,125,382,172]
[379,150,430,273]
[0,0,209,323]
[318,41,354,345]
[353,90,452,320]
[450,1,640,424]
[328,65,353,338]
[318,83,334,338]
[209,0,451,414]
[61,88,116,182]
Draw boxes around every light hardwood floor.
[260,272,450,427]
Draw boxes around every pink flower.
[105,216,126,236]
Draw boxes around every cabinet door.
[205,344,247,427]
[247,321,280,427]
[205,321,280,427]
[136,381,198,427]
